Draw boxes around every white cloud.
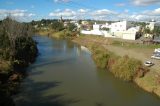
[132,0,160,6]
[92,9,117,16]
[142,8,160,16]
[0,9,26,16]
[49,9,76,17]
[28,13,36,17]
[0,9,36,20]
[78,9,89,13]
[49,8,116,20]
[124,9,129,13]
[48,8,160,21]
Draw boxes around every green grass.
[112,40,160,49]
[111,55,142,81]
[0,60,12,74]
[91,44,111,69]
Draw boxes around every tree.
[153,26,160,36]
[144,27,151,34]
[78,20,82,24]
[0,16,37,62]
[51,21,64,31]
[101,27,109,31]
[67,23,77,31]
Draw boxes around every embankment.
[36,29,78,39]
[72,35,160,97]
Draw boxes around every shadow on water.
[95,102,104,106]
[14,78,80,106]
[29,57,75,70]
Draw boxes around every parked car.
[144,61,154,67]
[151,55,160,60]
[154,48,160,53]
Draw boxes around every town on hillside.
[31,17,160,62]
[32,17,160,42]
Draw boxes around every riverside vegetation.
[34,19,160,97]
[73,35,160,97]
[90,44,148,81]
[33,19,79,39]
[0,17,38,106]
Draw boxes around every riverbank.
[0,17,38,106]
[36,29,78,39]
[0,44,38,106]
[0,60,21,106]
[72,35,160,97]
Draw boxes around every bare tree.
[1,16,33,60]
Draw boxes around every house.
[146,20,160,31]
[81,23,104,35]
[101,20,134,32]
[81,21,89,25]
[146,21,155,31]
[81,20,140,40]
[122,27,140,40]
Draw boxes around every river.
[14,36,160,106]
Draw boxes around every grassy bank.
[36,29,78,39]
[73,35,160,97]
[85,43,148,81]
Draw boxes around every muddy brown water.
[14,36,160,106]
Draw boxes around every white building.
[81,20,140,40]
[111,21,127,32]
[146,21,155,31]
[146,20,160,31]
[101,21,133,32]
[81,23,104,36]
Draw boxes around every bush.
[14,36,38,67]
[0,17,38,67]
[0,60,12,74]
[90,44,144,81]
[111,55,142,81]
[91,44,111,69]
[67,23,77,31]
[51,21,64,31]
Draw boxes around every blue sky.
[0,0,160,21]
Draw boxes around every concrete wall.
[122,32,136,40]
[81,30,136,40]
[114,32,123,38]
[81,30,104,36]
[81,30,92,35]
[110,21,127,32]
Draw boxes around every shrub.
[67,23,77,31]
[90,43,144,81]
[14,36,38,67]
[91,44,111,69]
[0,17,38,67]
[112,55,142,81]
[0,60,12,74]
[51,21,64,31]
